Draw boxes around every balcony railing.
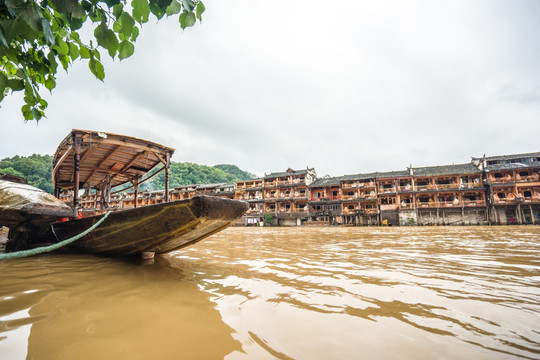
[435,183,459,190]
[516,175,540,183]
[310,195,341,201]
[342,182,375,189]
[380,204,398,211]
[379,187,396,193]
[463,200,486,206]
[399,203,415,209]
[437,200,461,207]
[490,177,515,184]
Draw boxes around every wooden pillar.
[72,133,81,217]
[517,204,523,224]
[134,177,139,208]
[54,187,60,199]
[530,205,535,225]
[165,152,170,203]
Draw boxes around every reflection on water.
[0,255,239,360]
[1,226,540,359]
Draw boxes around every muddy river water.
[1,226,539,359]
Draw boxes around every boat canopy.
[52,130,175,191]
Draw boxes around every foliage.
[0,154,254,193]
[213,164,256,181]
[264,213,272,225]
[0,0,204,121]
[0,154,54,193]
[150,162,254,189]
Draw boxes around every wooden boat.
[47,195,247,256]
[0,175,73,228]
[2,129,248,257]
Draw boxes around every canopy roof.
[53,130,175,190]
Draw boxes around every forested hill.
[0,155,256,194]
[149,163,256,189]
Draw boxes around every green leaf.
[0,25,8,47]
[179,11,196,29]
[182,0,194,12]
[103,0,121,8]
[118,40,134,60]
[89,57,105,80]
[51,0,86,19]
[69,17,84,31]
[79,46,91,59]
[112,3,124,19]
[94,22,107,46]
[68,42,79,60]
[8,79,25,91]
[40,19,55,45]
[155,0,173,9]
[0,19,39,43]
[19,3,43,32]
[130,26,139,41]
[196,1,205,21]
[45,76,56,91]
[53,37,69,56]
[166,0,180,16]
[149,2,166,19]
[119,12,135,38]
[104,29,119,57]
[132,0,150,23]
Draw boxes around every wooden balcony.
[436,183,460,190]
[310,195,341,202]
[399,203,415,209]
[465,200,486,206]
[380,204,398,211]
[437,200,461,207]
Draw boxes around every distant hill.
[0,155,255,193]
[213,164,256,181]
[149,162,256,190]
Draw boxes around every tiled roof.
[485,162,540,171]
[472,151,540,162]
[264,168,315,179]
[340,172,379,181]
[310,176,344,187]
[412,163,480,176]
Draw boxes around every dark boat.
[49,195,247,256]
[1,130,248,257]
[0,175,73,228]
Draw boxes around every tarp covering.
[0,180,73,227]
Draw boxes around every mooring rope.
[0,211,111,260]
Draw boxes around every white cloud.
[1,0,539,178]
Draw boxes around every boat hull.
[0,179,73,227]
[50,196,248,256]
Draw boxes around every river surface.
[1,226,539,359]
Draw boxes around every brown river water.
[1,226,539,359]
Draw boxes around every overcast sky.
[1,0,539,178]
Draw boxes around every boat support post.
[72,132,82,217]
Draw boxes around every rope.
[0,211,112,260]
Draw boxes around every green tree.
[0,0,204,120]
[0,154,54,192]
[213,164,256,181]
[150,162,254,190]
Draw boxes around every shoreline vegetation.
[0,154,255,194]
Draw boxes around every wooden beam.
[73,133,82,217]
[86,138,171,157]
[165,152,170,202]
[52,145,72,185]
[84,145,122,185]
